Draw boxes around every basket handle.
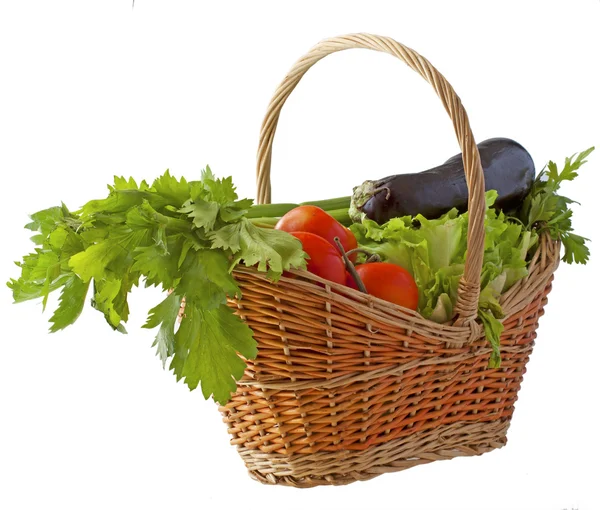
[255,33,486,327]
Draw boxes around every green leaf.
[126,200,192,234]
[170,301,257,403]
[350,219,415,270]
[179,198,220,231]
[421,265,464,320]
[178,249,240,308]
[178,238,194,268]
[80,189,170,218]
[548,146,595,185]
[143,292,182,367]
[92,277,125,331]
[131,235,184,289]
[110,175,150,191]
[200,165,216,183]
[484,189,499,208]
[49,275,91,332]
[8,271,71,304]
[210,218,307,276]
[428,293,454,323]
[561,232,590,264]
[478,309,503,369]
[29,251,61,281]
[111,270,140,324]
[220,198,254,222]
[14,250,64,310]
[69,227,152,282]
[545,160,561,188]
[151,170,191,208]
[25,206,63,233]
[523,147,593,264]
[414,213,464,270]
[527,194,554,228]
[48,225,86,259]
[69,240,119,282]
[80,227,110,245]
[201,167,239,205]
[25,205,73,243]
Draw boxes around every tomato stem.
[333,237,367,294]
[345,247,382,262]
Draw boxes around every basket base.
[237,419,510,488]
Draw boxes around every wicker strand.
[255,33,486,325]
[453,278,481,331]
[235,347,500,391]
[239,420,510,487]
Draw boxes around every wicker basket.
[219,33,561,488]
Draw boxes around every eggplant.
[349,137,535,224]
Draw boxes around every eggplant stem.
[369,186,391,200]
[333,237,367,294]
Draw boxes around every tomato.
[276,206,358,261]
[291,231,346,285]
[340,226,358,262]
[355,262,419,310]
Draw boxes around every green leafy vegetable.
[210,218,308,277]
[478,309,503,368]
[521,147,594,264]
[49,275,91,332]
[172,302,257,403]
[350,190,518,342]
[8,167,306,403]
[351,147,593,367]
[143,291,181,368]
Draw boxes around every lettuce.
[351,146,593,367]
[351,190,539,367]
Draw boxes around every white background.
[1,1,599,509]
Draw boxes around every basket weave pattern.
[222,237,558,486]
[217,34,561,487]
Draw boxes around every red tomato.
[355,262,419,310]
[276,206,358,261]
[291,232,346,285]
[340,226,358,263]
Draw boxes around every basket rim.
[232,232,561,341]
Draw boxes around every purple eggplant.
[349,137,535,224]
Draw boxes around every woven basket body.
[219,34,561,487]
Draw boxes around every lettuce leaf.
[351,190,537,367]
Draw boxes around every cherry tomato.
[276,206,358,261]
[291,231,346,285]
[355,262,419,310]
